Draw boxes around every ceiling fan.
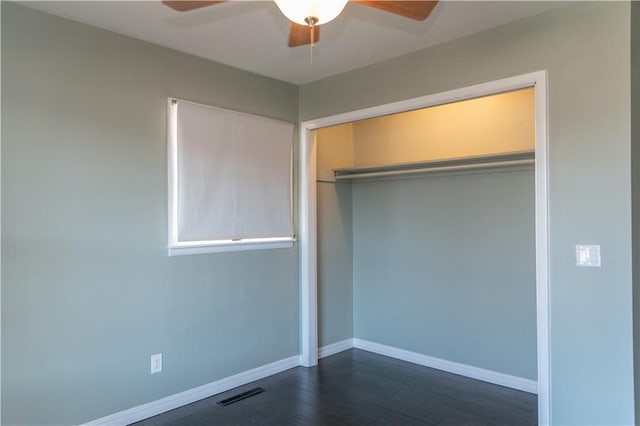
[162,0,439,48]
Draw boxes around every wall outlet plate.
[151,353,162,374]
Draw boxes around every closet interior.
[315,87,538,383]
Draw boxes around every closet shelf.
[333,150,535,181]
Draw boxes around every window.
[168,98,295,255]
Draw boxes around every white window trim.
[167,98,295,256]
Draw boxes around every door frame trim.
[298,70,550,425]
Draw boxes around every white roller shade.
[169,99,294,245]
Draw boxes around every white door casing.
[298,71,550,426]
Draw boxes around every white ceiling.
[22,1,568,85]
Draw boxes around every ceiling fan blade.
[288,22,320,48]
[354,0,438,21]
[162,1,225,12]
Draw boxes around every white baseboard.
[84,339,536,425]
[318,338,354,359]
[82,355,301,426]
[353,339,537,394]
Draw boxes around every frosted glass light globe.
[274,0,349,26]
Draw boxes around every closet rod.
[334,159,534,181]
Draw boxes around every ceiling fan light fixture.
[274,0,349,26]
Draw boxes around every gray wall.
[317,183,353,347]
[2,1,637,425]
[632,2,640,423]
[353,170,536,380]
[315,125,354,348]
[301,2,634,424]
[1,3,299,425]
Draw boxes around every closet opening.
[299,72,549,425]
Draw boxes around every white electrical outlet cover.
[151,353,163,374]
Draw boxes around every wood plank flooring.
[132,349,537,425]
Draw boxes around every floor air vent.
[217,387,265,406]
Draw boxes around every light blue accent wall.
[1,3,299,425]
[301,2,635,424]
[317,182,353,347]
[352,170,537,380]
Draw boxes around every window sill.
[168,238,296,256]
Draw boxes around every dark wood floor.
[132,349,537,425]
